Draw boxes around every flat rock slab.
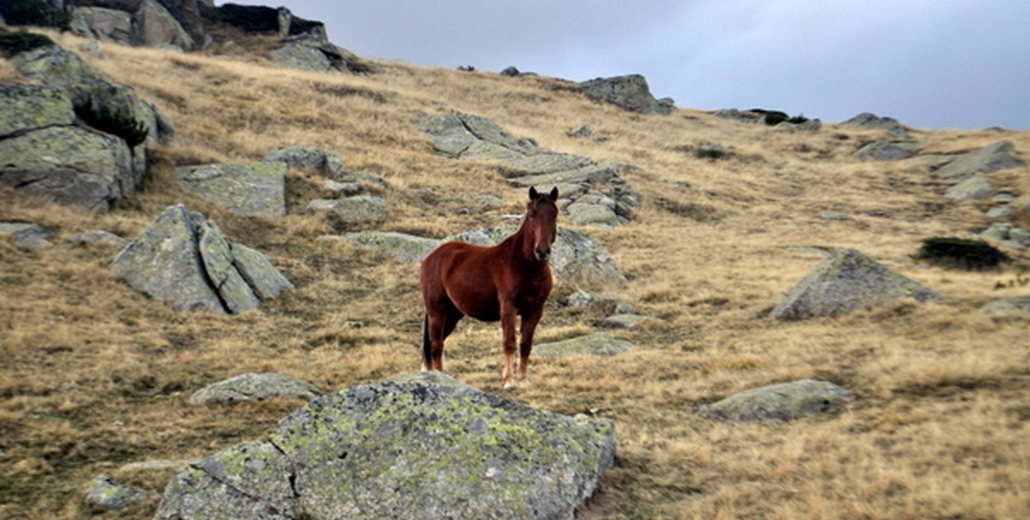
[189,372,325,405]
[176,162,287,218]
[771,248,944,320]
[534,332,634,357]
[157,372,616,520]
[934,140,1020,183]
[339,231,442,263]
[976,296,1030,314]
[698,379,851,423]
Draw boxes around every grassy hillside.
[2,30,1029,519]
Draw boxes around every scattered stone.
[189,373,325,406]
[176,162,287,218]
[85,475,147,512]
[474,194,505,212]
[263,145,344,178]
[65,230,129,248]
[771,248,944,320]
[934,141,1020,183]
[156,372,616,520]
[599,314,655,329]
[534,332,634,357]
[986,206,1013,219]
[977,296,1030,314]
[568,126,606,142]
[338,231,442,263]
[306,196,387,227]
[324,179,361,195]
[853,140,918,161]
[119,460,187,474]
[579,74,674,115]
[818,211,855,221]
[111,205,293,314]
[787,246,833,258]
[500,66,520,77]
[0,222,54,250]
[697,379,851,423]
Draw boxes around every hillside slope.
[2,30,1029,519]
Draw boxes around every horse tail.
[421,313,432,370]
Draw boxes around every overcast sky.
[235,1,1029,130]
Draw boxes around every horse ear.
[550,187,559,200]
[529,186,539,200]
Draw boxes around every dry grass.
[2,30,1030,519]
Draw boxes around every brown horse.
[419,186,559,388]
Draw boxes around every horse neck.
[505,216,539,264]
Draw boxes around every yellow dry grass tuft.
[1,29,1029,519]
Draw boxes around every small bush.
[75,97,150,148]
[212,3,281,33]
[0,29,54,58]
[913,237,1010,270]
[0,0,70,30]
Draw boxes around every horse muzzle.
[534,246,551,263]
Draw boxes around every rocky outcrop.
[853,140,918,161]
[338,231,442,263]
[417,113,640,228]
[771,248,944,320]
[85,475,148,512]
[306,196,388,227]
[155,372,616,520]
[0,222,54,250]
[698,379,851,423]
[578,74,674,115]
[189,373,324,405]
[842,112,911,140]
[262,145,343,177]
[176,162,287,217]
[110,205,293,314]
[1,44,173,212]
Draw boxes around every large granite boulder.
[111,205,293,314]
[133,0,194,50]
[155,371,616,520]
[933,140,1021,184]
[578,74,674,115]
[175,162,287,217]
[69,7,134,45]
[698,379,851,423]
[771,248,944,320]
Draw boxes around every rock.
[85,475,147,511]
[842,112,911,140]
[853,140,918,161]
[338,231,441,263]
[944,174,992,201]
[270,38,367,73]
[111,205,292,314]
[579,74,673,115]
[155,372,616,520]
[189,373,324,405]
[69,7,134,44]
[306,196,387,227]
[474,194,505,212]
[818,211,855,221]
[934,141,1020,183]
[500,65,520,77]
[263,145,343,177]
[324,180,361,195]
[980,222,1015,242]
[771,248,944,320]
[697,379,851,423]
[977,296,1030,314]
[0,85,76,135]
[448,226,626,286]
[65,230,129,248]
[534,332,634,357]
[0,222,54,250]
[175,162,287,217]
[986,206,1012,219]
[599,314,654,329]
[133,0,194,50]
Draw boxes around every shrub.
[74,97,151,148]
[0,29,54,58]
[913,237,1010,270]
[0,0,70,30]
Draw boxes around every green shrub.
[0,0,70,30]
[74,97,150,148]
[913,237,1010,270]
[212,3,280,33]
[0,29,54,58]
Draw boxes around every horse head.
[526,186,559,263]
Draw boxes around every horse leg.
[425,304,463,372]
[516,307,544,384]
[500,302,519,388]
